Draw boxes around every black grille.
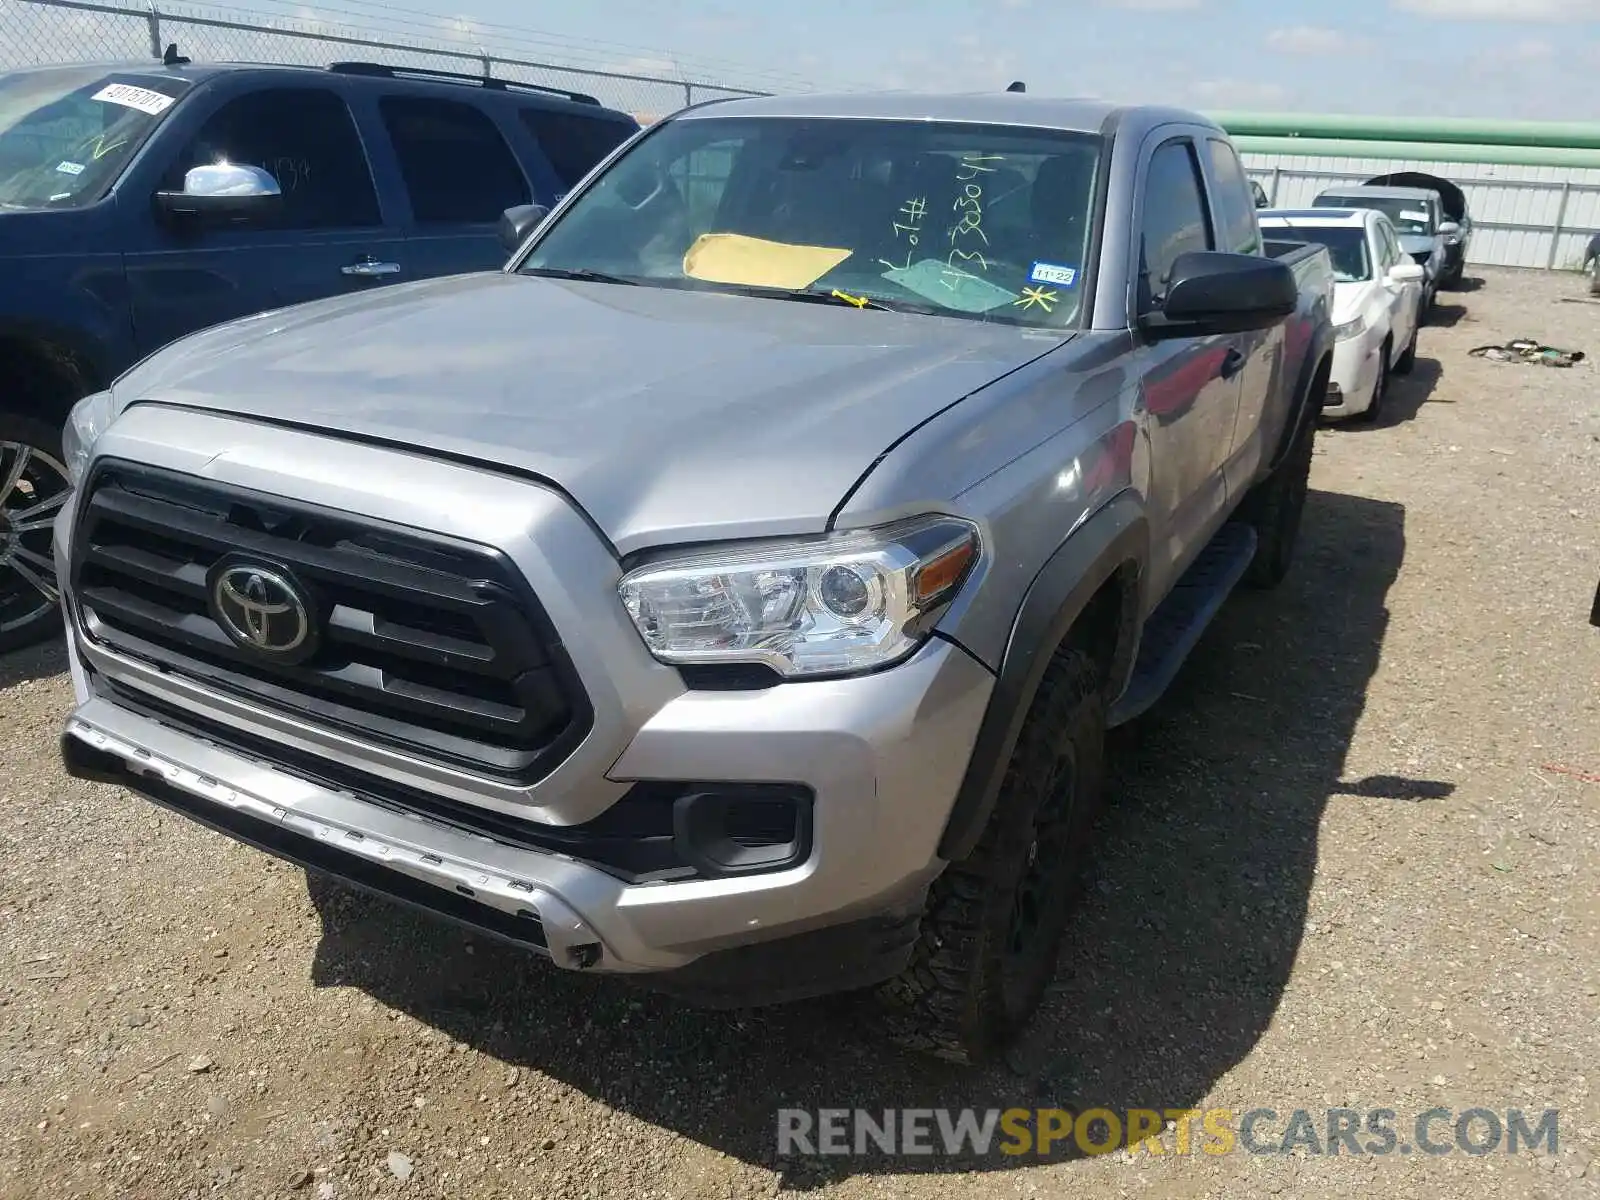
[71,460,592,781]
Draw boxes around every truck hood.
[112,271,1066,555]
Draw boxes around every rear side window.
[1140,139,1213,307]
[1204,137,1260,254]
[519,108,633,190]
[160,87,380,229]
[379,96,530,224]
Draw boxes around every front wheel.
[875,648,1106,1066]
[0,414,70,655]
[1588,257,1600,297]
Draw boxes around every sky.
[407,0,1600,119]
[7,0,1600,120]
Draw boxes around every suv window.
[379,96,530,224]
[1204,137,1260,254]
[159,87,379,228]
[519,108,633,191]
[1140,139,1213,307]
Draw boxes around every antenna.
[163,42,190,66]
[1006,80,1026,93]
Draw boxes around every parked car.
[1363,171,1473,289]
[1259,206,1426,422]
[56,92,1334,1065]
[0,54,640,653]
[1584,232,1600,296]
[1312,184,1454,309]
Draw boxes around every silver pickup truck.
[54,92,1333,1065]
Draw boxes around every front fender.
[937,490,1148,861]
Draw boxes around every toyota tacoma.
[55,92,1333,1065]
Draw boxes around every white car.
[1260,207,1426,422]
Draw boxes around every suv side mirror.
[499,203,549,253]
[1143,250,1298,338]
[154,163,282,226]
[1388,261,1426,284]
[1438,220,1461,238]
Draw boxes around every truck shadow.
[0,639,68,690]
[306,486,1433,1182]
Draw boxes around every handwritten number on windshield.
[878,195,928,273]
[943,153,1001,285]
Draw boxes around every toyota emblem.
[208,562,316,661]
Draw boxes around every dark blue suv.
[0,53,639,652]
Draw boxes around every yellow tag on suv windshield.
[682,233,852,290]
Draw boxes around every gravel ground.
[2,266,1598,1200]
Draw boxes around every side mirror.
[1143,250,1298,338]
[1388,261,1426,284]
[154,162,281,225]
[1438,221,1460,236]
[499,203,549,253]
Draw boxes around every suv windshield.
[0,67,189,211]
[518,115,1103,328]
[1317,194,1433,237]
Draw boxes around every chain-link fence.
[0,0,772,119]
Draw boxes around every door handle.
[1219,347,1246,380]
[342,258,402,278]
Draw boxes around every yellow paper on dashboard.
[682,233,852,290]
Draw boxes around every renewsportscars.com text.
[776,1106,1560,1159]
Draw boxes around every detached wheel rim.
[0,440,69,637]
[1001,750,1077,1014]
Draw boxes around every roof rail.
[326,61,602,106]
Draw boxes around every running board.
[1107,522,1257,728]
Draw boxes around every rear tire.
[875,648,1106,1066]
[1588,257,1600,297]
[0,413,69,655]
[1238,398,1316,591]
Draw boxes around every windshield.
[518,116,1103,328]
[1316,194,1434,237]
[1265,223,1370,282]
[0,67,189,211]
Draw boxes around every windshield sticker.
[54,161,85,176]
[682,232,851,290]
[1400,209,1428,223]
[884,258,1017,313]
[90,83,175,116]
[1028,261,1078,288]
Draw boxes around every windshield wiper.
[520,266,640,286]
[713,283,946,315]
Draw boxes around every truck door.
[1134,135,1241,603]
[122,83,410,356]
[1201,135,1283,495]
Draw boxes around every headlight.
[617,515,980,677]
[1334,316,1367,342]
[62,389,116,487]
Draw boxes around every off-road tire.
[1238,402,1315,591]
[0,412,68,655]
[875,648,1106,1066]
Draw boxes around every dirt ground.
[1,266,1598,1200]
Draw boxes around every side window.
[160,87,380,229]
[518,108,633,191]
[379,96,531,224]
[1204,137,1260,254]
[1139,139,1213,307]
